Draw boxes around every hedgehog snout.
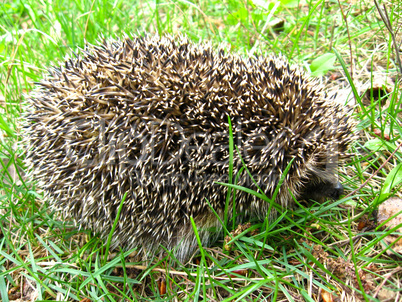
[328,181,344,200]
[300,180,345,202]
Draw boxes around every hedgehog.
[24,35,355,262]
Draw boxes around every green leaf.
[383,163,402,194]
[226,7,248,25]
[251,0,270,9]
[364,138,386,151]
[310,53,336,77]
[279,0,301,8]
[0,265,8,302]
[0,114,14,138]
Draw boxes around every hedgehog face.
[299,180,344,202]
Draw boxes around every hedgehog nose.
[331,181,344,199]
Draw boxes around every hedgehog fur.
[24,35,355,262]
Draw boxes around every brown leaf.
[358,220,367,231]
[373,128,390,141]
[378,197,402,255]
[321,289,334,302]
[229,269,248,277]
[157,277,166,295]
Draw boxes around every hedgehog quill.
[24,35,355,262]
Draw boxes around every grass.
[1,0,402,301]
